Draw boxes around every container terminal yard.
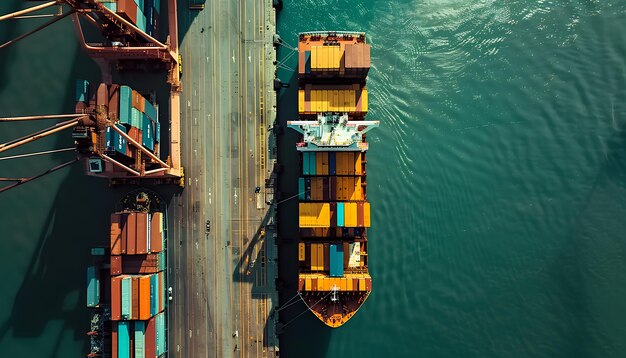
[0,0,279,357]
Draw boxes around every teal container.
[121,277,132,320]
[150,274,158,315]
[136,9,146,32]
[153,0,160,14]
[298,178,305,200]
[86,266,99,307]
[119,86,132,124]
[145,99,157,120]
[158,251,166,272]
[118,322,130,358]
[155,312,166,356]
[90,247,105,256]
[134,321,145,358]
[103,2,117,12]
[302,152,310,175]
[141,114,154,151]
[309,152,316,175]
[337,202,345,227]
[133,0,144,11]
[75,79,89,102]
[105,124,128,155]
[329,244,344,277]
[131,108,142,129]
[160,272,166,310]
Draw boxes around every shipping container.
[299,203,330,228]
[336,202,345,227]
[112,320,119,358]
[121,276,132,320]
[159,271,165,312]
[298,242,306,261]
[145,99,157,120]
[111,255,122,275]
[118,321,131,358]
[117,0,138,26]
[119,85,133,124]
[317,244,324,272]
[111,276,122,320]
[139,275,151,320]
[137,212,149,254]
[329,244,344,277]
[142,114,154,151]
[309,151,316,175]
[87,266,99,307]
[329,152,336,175]
[302,152,309,175]
[298,178,305,200]
[105,124,128,156]
[111,213,123,255]
[75,79,89,102]
[155,312,166,356]
[132,276,140,320]
[134,321,146,358]
[150,212,164,253]
[145,315,156,358]
[126,213,137,254]
[150,273,158,316]
[131,108,142,129]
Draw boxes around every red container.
[128,127,140,144]
[111,276,122,320]
[298,278,304,290]
[75,101,86,113]
[97,83,108,108]
[127,213,137,255]
[111,214,122,255]
[112,322,118,358]
[132,90,146,112]
[145,315,156,358]
[132,276,140,320]
[136,212,149,254]
[116,0,137,25]
[111,255,122,276]
[150,212,163,253]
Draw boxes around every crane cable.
[281,290,334,328]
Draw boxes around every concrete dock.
[168,0,278,357]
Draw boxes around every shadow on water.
[274,56,332,356]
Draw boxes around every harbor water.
[1,0,626,357]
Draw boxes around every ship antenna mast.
[330,284,339,302]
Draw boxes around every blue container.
[298,178,305,200]
[150,274,158,316]
[136,9,146,32]
[309,152,316,175]
[118,322,130,358]
[86,266,99,307]
[105,125,128,155]
[142,114,154,151]
[329,152,336,175]
[75,79,89,102]
[134,321,145,358]
[329,244,344,277]
[153,0,160,14]
[302,152,309,175]
[119,86,133,124]
[304,51,311,74]
[337,202,345,227]
[121,277,132,320]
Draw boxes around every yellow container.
[345,202,358,227]
[305,278,312,291]
[354,177,362,200]
[355,152,362,175]
[362,88,368,112]
[299,203,330,227]
[331,90,339,111]
[311,244,318,270]
[364,202,371,227]
[298,243,306,261]
[359,278,366,291]
[317,244,324,271]
[347,278,353,291]
[298,90,305,113]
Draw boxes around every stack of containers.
[110,211,166,358]
[113,85,160,158]
[98,0,160,37]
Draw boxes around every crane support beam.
[0,114,84,122]
[0,1,59,21]
[0,158,77,194]
[0,118,79,154]
[101,154,140,176]
[0,9,74,50]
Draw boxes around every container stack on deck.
[97,0,161,37]
[291,32,376,328]
[74,81,163,176]
[109,211,167,358]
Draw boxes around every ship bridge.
[288,114,378,152]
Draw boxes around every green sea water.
[1,0,626,357]
[276,1,626,358]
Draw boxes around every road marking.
[189,330,193,338]
[232,50,235,63]
[209,189,212,205]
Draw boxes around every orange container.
[139,275,151,320]
[110,276,122,320]
[150,212,163,252]
[110,214,122,255]
[136,212,149,254]
[126,213,137,254]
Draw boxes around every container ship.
[86,189,168,357]
[288,32,379,328]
